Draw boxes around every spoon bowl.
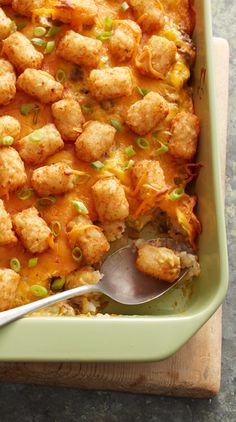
[0,243,188,327]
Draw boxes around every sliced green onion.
[155,139,169,156]
[123,159,134,171]
[31,37,46,47]
[55,68,66,84]
[2,136,14,146]
[72,200,88,215]
[104,16,113,31]
[15,20,27,30]
[136,86,150,97]
[30,284,48,297]
[51,220,61,237]
[36,195,56,209]
[17,188,35,201]
[34,26,47,37]
[125,145,136,158]
[10,257,21,273]
[72,247,83,263]
[169,187,185,201]
[32,105,40,124]
[28,257,38,268]
[46,25,61,37]
[44,40,55,54]
[28,130,44,142]
[20,103,34,116]
[110,118,123,132]
[134,137,150,149]
[91,161,105,171]
[120,1,129,11]
[74,173,92,184]
[96,31,113,41]
[152,129,172,138]
[10,20,17,31]
[51,276,65,290]
[81,104,92,113]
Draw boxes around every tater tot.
[92,177,129,223]
[51,99,84,141]
[0,199,17,245]
[129,0,164,32]
[0,7,14,40]
[0,268,20,311]
[75,121,116,162]
[136,244,181,283]
[126,91,169,135]
[17,69,64,103]
[52,0,97,25]
[67,215,110,265]
[3,32,43,72]
[57,30,102,68]
[17,123,64,165]
[168,111,200,161]
[65,267,101,289]
[12,207,51,254]
[110,20,141,62]
[31,162,76,196]
[12,0,45,17]
[132,160,166,199]
[0,115,21,143]
[0,59,16,106]
[137,36,177,78]
[89,67,133,101]
[0,147,27,193]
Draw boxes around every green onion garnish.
[34,26,47,37]
[17,188,35,201]
[20,103,34,116]
[15,20,27,30]
[72,200,88,215]
[134,137,150,149]
[51,220,61,237]
[51,276,65,290]
[28,257,38,268]
[120,1,129,11]
[2,136,14,146]
[46,25,61,37]
[155,139,169,156]
[31,37,46,47]
[125,145,136,158]
[10,257,21,273]
[123,159,134,171]
[32,105,40,125]
[136,86,150,97]
[55,68,66,84]
[30,284,48,297]
[110,118,123,132]
[74,173,92,184]
[104,16,113,31]
[44,40,55,54]
[169,187,185,201]
[36,195,56,209]
[81,105,92,113]
[28,130,44,142]
[72,247,83,263]
[10,20,17,31]
[91,161,105,171]
[96,31,113,41]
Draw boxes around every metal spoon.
[0,245,188,327]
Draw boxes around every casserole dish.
[0,0,228,362]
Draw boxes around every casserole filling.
[0,0,201,315]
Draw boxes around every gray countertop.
[0,1,235,421]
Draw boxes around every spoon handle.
[0,284,100,328]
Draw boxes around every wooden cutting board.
[0,38,229,398]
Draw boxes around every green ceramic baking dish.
[0,0,228,362]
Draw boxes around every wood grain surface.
[0,38,229,398]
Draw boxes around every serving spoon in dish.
[0,244,188,327]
